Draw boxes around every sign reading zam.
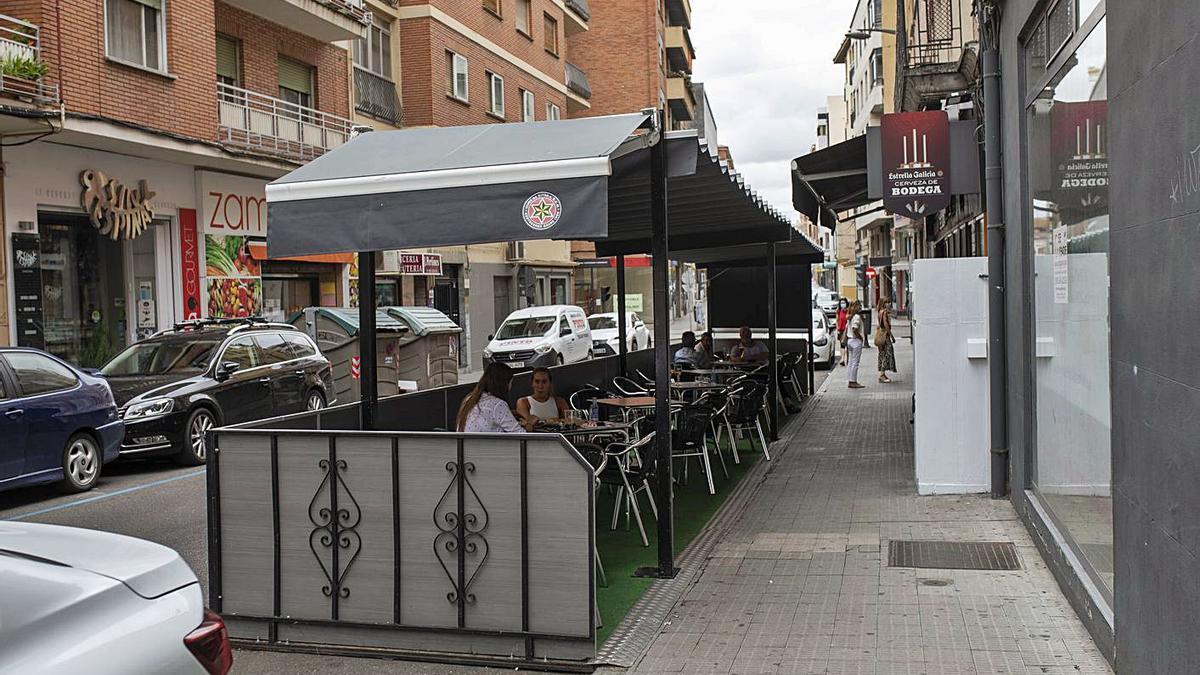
[881,111,951,218]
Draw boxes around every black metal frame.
[206,428,596,669]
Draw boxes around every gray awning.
[790,134,870,228]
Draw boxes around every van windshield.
[496,316,557,340]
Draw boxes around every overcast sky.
[689,0,852,218]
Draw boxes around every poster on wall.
[881,111,952,218]
[205,233,262,317]
[11,233,45,349]
[1051,100,1108,222]
[1053,226,1069,304]
[198,171,268,319]
[179,209,203,321]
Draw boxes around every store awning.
[669,231,824,269]
[247,241,354,265]
[790,134,871,228]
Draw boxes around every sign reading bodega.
[80,169,155,239]
[881,111,951,217]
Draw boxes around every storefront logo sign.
[522,191,562,231]
[399,253,444,275]
[207,191,266,233]
[880,112,951,217]
[1051,101,1108,219]
[179,209,202,320]
[80,169,156,239]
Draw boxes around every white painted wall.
[912,257,990,494]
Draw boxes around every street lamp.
[845,28,897,39]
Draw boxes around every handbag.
[873,325,887,348]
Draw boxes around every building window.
[354,18,392,79]
[277,56,314,111]
[216,34,240,88]
[546,102,560,120]
[446,50,469,102]
[870,48,883,87]
[482,0,501,17]
[515,0,531,36]
[487,71,505,118]
[105,0,166,71]
[521,89,535,122]
[867,0,882,28]
[543,13,559,56]
[1022,16,1112,596]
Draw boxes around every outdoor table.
[595,396,682,426]
[678,368,746,382]
[534,420,634,444]
[668,381,727,401]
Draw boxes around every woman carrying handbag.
[875,300,897,383]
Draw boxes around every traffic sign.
[351,355,361,379]
[866,267,877,280]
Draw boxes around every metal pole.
[617,254,628,376]
[767,243,779,441]
[358,251,378,431]
[981,7,1009,499]
[650,108,675,578]
[805,264,816,394]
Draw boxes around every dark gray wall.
[1109,2,1200,673]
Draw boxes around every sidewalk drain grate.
[888,540,1020,571]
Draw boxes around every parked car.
[811,308,836,369]
[484,305,592,368]
[0,347,122,495]
[100,318,334,465]
[0,521,232,675]
[813,288,840,321]
[588,311,651,356]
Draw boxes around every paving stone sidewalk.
[624,336,1112,675]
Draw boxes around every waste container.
[382,306,462,389]
[859,308,873,349]
[289,307,408,404]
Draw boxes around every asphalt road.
[0,364,834,674]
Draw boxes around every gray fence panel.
[332,436,396,624]
[217,434,274,618]
[397,435,460,629]
[459,437,523,631]
[278,434,340,621]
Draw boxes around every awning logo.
[523,192,562,231]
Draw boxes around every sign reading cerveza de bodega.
[881,111,951,218]
[1051,100,1108,220]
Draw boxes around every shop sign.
[622,294,644,312]
[11,233,45,350]
[198,171,267,235]
[881,111,952,218]
[400,253,443,275]
[1053,226,1069,304]
[179,209,202,320]
[80,169,156,240]
[1051,100,1108,219]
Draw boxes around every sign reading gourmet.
[80,169,156,239]
[1051,100,1107,219]
[179,209,203,320]
[881,111,951,217]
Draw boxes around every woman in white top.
[517,367,569,425]
[845,300,866,389]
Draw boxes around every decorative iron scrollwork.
[433,459,490,611]
[309,458,362,600]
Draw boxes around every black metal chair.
[576,443,609,589]
[598,432,658,546]
[569,385,608,419]
[611,375,649,397]
[725,382,771,461]
[634,368,656,388]
[696,390,734,472]
[672,400,720,495]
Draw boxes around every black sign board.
[11,233,44,350]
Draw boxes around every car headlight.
[534,344,553,354]
[608,336,621,345]
[815,337,829,347]
[483,349,493,359]
[124,398,175,420]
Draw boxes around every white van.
[484,305,592,368]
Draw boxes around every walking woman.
[456,362,536,432]
[876,300,897,383]
[845,300,865,389]
[835,298,850,366]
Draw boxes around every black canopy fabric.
[669,233,824,269]
[790,134,870,229]
[265,115,791,259]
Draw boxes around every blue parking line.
[4,469,207,522]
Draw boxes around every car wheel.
[59,433,101,493]
[177,407,216,466]
[306,389,326,411]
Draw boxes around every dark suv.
[100,319,334,465]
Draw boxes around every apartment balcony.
[354,67,402,126]
[563,0,589,35]
[665,25,694,74]
[565,61,591,112]
[221,0,370,42]
[666,0,691,29]
[0,14,58,107]
[899,0,979,110]
[217,83,355,162]
[666,74,695,123]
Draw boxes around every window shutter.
[216,36,239,82]
[278,57,314,94]
[130,0,163,8]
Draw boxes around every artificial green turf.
[594,439,764,645]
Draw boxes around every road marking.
[3,469,207,522]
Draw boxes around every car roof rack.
[155,317,299,337]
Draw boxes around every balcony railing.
[318,0,371,25]
[217,82,355,162]
[907,0,971,68]
[0,13,58,104]
[354,67,402,125]
[564,0,590,22]
[565,61,591,100]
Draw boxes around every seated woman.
[517,367,569,425]
[456,362,535,432]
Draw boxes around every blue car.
[0,348,123,494]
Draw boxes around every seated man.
[729,326,769,363]
[694,331,715,368]
[673,331,702,367]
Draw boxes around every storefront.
[4,143,194,366]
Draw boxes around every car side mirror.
[215,361,240,381]
[487,334,494,341]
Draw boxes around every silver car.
[0,522,231,675]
